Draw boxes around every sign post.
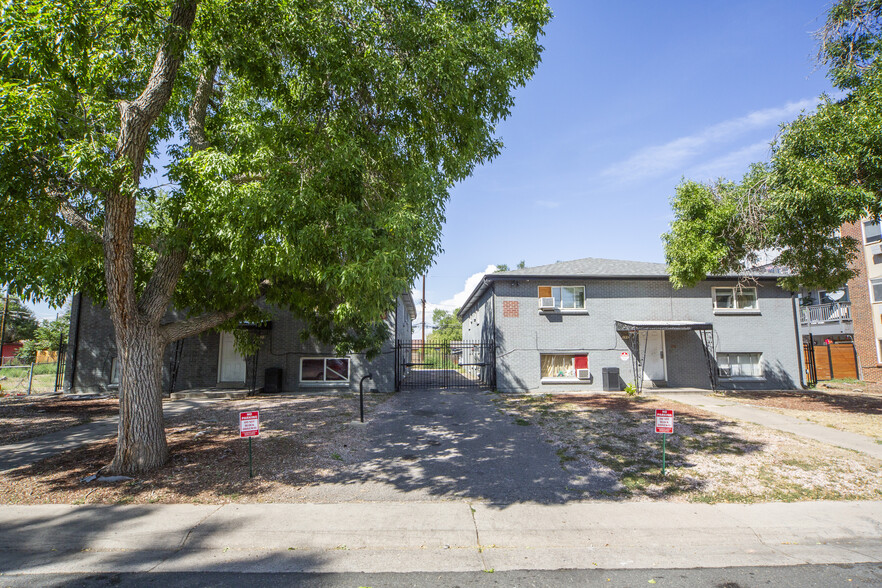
[239,411,260,478]
[654,409,674,476]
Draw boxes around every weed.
[514,418,530,426]
[331,452,343,461]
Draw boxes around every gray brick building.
[458,258,804,393]
[64,293,415,395]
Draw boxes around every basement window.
[300,357,350,383]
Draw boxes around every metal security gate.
[396,340,495,390]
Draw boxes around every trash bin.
[602,367,620,391]
[264,367,283,394]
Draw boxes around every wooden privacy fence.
[803,342,859,382]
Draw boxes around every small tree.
[0,297,38,344]
[16,313,71,364]
[428,308,462,344]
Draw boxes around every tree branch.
[160,303,248,343]
[138,249,188,322]
[188,63,217,152]
[46,189,103,242]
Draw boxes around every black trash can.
[264,367,283,394]
[602,367,620,391]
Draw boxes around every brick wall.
[843,221,882,381]
[462,277,802,393]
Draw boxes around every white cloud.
[600,98,818,184]
[683,140,773,181]
[412,264,496,334]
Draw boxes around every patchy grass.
[494,393,882,503]
[0,393,390,505]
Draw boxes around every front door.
[642,330,667,385]
[218,331,246,384]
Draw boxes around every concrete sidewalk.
[0,501,880,574]
[0,399,211,472]
[652,391,882,460]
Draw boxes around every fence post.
[27,362,34,395]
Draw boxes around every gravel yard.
[2,387,881,505]
[494,393,882,503]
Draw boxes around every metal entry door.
[396,340,495,390]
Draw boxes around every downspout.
[67,292,84,393]
[791,293,806,389]
[491,280,498,389]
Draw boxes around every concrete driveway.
[319,387,619,505]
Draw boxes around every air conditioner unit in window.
[577,369,591,380]
[539,297,556,310]
[871,243,882,256]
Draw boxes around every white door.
[218,332,246,383]
[642,330,667,384]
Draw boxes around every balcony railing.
[799,302,852,325]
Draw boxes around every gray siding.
[66,295,413,395]
[464,277,801,393]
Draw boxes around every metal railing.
[799,302,852,325]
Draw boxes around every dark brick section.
[66,295,414,395]
[843,221,882,381]
[503,300,519,318]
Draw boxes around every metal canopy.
[615,320,717,394]
[614,320,713,331]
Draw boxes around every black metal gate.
[395,340,495,390]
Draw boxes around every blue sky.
[28,1,836,326]
[414,0,838,329]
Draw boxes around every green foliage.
[427,308,462,344]
[494,260,525,273]
[0,0,551,353]
[15,311,70,363]
[0,297,38,343]
[624,382,638,396]
[664,0,882,292]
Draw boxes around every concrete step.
[169,389,251,401]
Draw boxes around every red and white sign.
[239,411,260,438]
[620,351,630,362]
[655,409,674,434]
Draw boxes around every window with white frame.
[540,354,588,379]
[300,357,350,383]
[865,220,882,243]
[871,278,882,303]
[537,286,585,309]
[713,286,758,310]
[717,353,762,378]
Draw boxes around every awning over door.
[615,320,717,393]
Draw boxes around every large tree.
[0,0,550,472]
[0,296,39,344]
[664,0,882,292]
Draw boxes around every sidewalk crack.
[144,505,224,573]
[466,501,488,571]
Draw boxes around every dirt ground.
[0,392,380,505]
[0,394,119,444]
[2,387,882,505]
[716,381,882,440]
[494,392,882,503]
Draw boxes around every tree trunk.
[107,321,168,473]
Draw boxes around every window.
[538,286,585,310]
[865,220,882,243]
[872,278,882,303]
[717,353,762,378]
[300,357,350,383]
[713,287,757,311]
[540,354,588,379]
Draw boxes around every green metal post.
[662,433,666,476]
[248,437,253,478]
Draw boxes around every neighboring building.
[841,219,882,381]
[797,286,853,346]
[458,258,803,393]
[64,293,416,395]
[0,341,23,366]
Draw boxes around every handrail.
[799,302,852,325]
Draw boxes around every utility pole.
[0,291,8,367]
[421,274,426,363]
